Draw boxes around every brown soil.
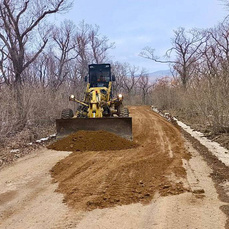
[51,106,190,211]
[47,130,138,152]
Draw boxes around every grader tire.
[120,107,129,117]
[61,108,74,119]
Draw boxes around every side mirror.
[84,75,87,82]
[112,75,116,81]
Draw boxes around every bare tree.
[193,19,229,132]
[138,69,152,104]
[88,25,115,64]
[49,20,77,92]
[74,21,91,80]
[0,0,72,85]
[72,21,114,81]
[34,53,50,88]
[0,0,72,130]
[122,65,140,104]
[112,61,128,95]
[140,27,206,88]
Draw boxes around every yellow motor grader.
[56,64,132,140]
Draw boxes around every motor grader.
[56,64,132,140]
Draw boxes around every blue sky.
[54,0,227,72]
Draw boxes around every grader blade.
[56,117,132,140]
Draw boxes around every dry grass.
[0,84,75,147]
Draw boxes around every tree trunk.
[14,78,26,132]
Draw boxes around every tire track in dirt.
[51,106,190,210]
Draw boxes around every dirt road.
[0,106,227,228]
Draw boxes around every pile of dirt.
[51,150,188,211]
[47,130,138,152]
[50,106,190,211]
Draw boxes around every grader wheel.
[119,107,129,117]
[61,108,74,119]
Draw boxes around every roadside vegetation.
[140,16,229,148]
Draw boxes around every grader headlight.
[69,94,75,101]
[118,94,123,100]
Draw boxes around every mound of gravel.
[47,130,137,152]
